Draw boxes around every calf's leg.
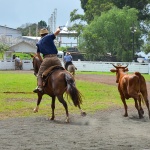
[134,98,143,119]
[120,95,128,117]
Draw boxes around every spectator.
[63,52,73,70]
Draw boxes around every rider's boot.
[33,76,43,93]
[33,87,43,93]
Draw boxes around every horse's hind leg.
[51,96,56,120]
[57,95,69,123]
[34,93,43,113]
[78,105,86,116]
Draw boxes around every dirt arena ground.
[1,73,150,150]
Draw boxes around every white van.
[57,51,64,62]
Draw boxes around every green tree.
[84,0,114,23]
[80,7,142,61]
[111,0,150,21]
[69,9,87,37]
[38,20,47,29]
[80,0,150,22]
[143,29,150,54]
[18,23,37,36]
[0,43,9,60]
[143,43,150,54]
[80,0,88,12]
[17,20,47,36]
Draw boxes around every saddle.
[42,65,65,86]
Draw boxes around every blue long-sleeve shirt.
[64,55,73,62]
[36,34,58,57]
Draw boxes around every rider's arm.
[54,27,60,36]
[37,52,43,62]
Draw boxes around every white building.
[4,41,37,61]
[0,25,22,38]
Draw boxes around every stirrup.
[33,87,43,93]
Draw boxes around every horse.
[31,54,86,122]
[67,64,77,77]
[15,60,23,70]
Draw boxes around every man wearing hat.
[63,52,73,70]
[33,27,62,93]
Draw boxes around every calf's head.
[110,64,128,83]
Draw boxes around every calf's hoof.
[140,109,144,115]
[139,115,144,119]
[123,114,128,117]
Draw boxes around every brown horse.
[31,54,86,122]
[15,60,23,70]
[67,64,77,77]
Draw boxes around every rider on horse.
[63,52,73,70]
[33,27,62,93]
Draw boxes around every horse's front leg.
[34,93,43,113]
[50,96,56,120]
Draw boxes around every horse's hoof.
[33,108,38,113]
[50,117,54,120]
[81,112,86,116]
[65,118,69,123]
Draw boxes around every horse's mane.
[31,54,42,75]
[30,53,37,58]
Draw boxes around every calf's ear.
[110,69,116,72]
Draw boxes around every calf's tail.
[138,92,145,104]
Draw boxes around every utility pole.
[50,14,53,33]
[48,8,57,33]
[53,8,57,31]
[29,26,31,36]
[36,23,38,37]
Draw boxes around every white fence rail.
[0,60,150,74]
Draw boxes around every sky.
[0,0,83,29]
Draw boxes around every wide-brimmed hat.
[40,28,48,35]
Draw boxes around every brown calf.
[110,64,150,119]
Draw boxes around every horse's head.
[31,54,42,76]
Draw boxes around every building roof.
[0,25,19,31]
[8,41,36,53]
[23,36,41,41]
[58,27,78,37]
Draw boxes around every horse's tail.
[65,73,82,107]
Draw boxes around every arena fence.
[0,60,150,74]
